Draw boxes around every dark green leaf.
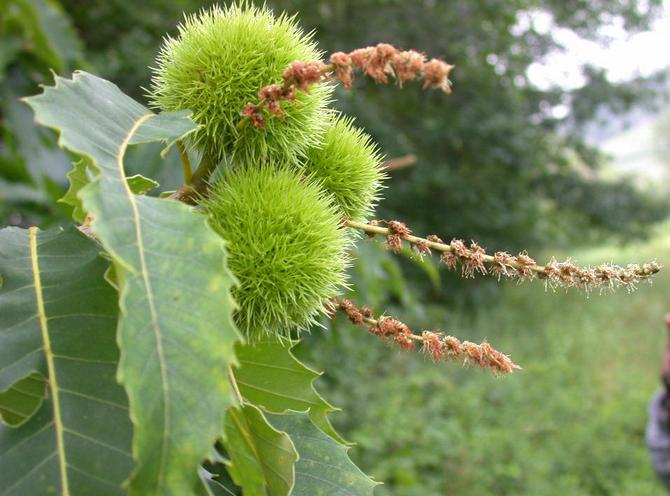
[126,174,159,195]
[0,373,45,427]
[268,413,379,496]
[24,71,242,496]
[0,226,133,495]
[233,341,345,444]
[224,404,297,496]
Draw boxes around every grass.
[305,227,670,495]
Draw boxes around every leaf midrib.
[229,408,294,494]
[116,112,172,492]
[29,226,70,496]
[236,379,319,406]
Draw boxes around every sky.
[525,0,670,91]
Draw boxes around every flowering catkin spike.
[346,219,661,292]
[243,43,454,127]
[333,298,520,375]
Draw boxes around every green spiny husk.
[204,165,350,339]
[150,2,332,164]
[303,113,386,221]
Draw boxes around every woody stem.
[177,141,192,185]
[168,152,218,204]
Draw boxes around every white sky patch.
[523,0,670,90]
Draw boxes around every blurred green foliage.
[0,0,86,226]
[298,227,670,495]
[656,107,670,162]
[0,0,196,225]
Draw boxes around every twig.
[168,153,218,204]
[383,155,417,171]
[177,141,192,185]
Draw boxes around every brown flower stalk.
[346,219,661,292]
[242,43,454,128]
[333,298,520,375]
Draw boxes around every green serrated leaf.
[0,226,133,495]
[61,150,157,225]
[268,413,379,496]
[59,158,90,222]
[126,174,159,195]
[233,341,346,444]
[0,373,45,427]
[224,404,297,496]
[24,71,242,496]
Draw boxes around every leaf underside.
[24,71,242,496]
[0,226,133,496]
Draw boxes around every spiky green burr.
[150,3,331,164]
[204,166,350,339]
[303,114,386,220]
